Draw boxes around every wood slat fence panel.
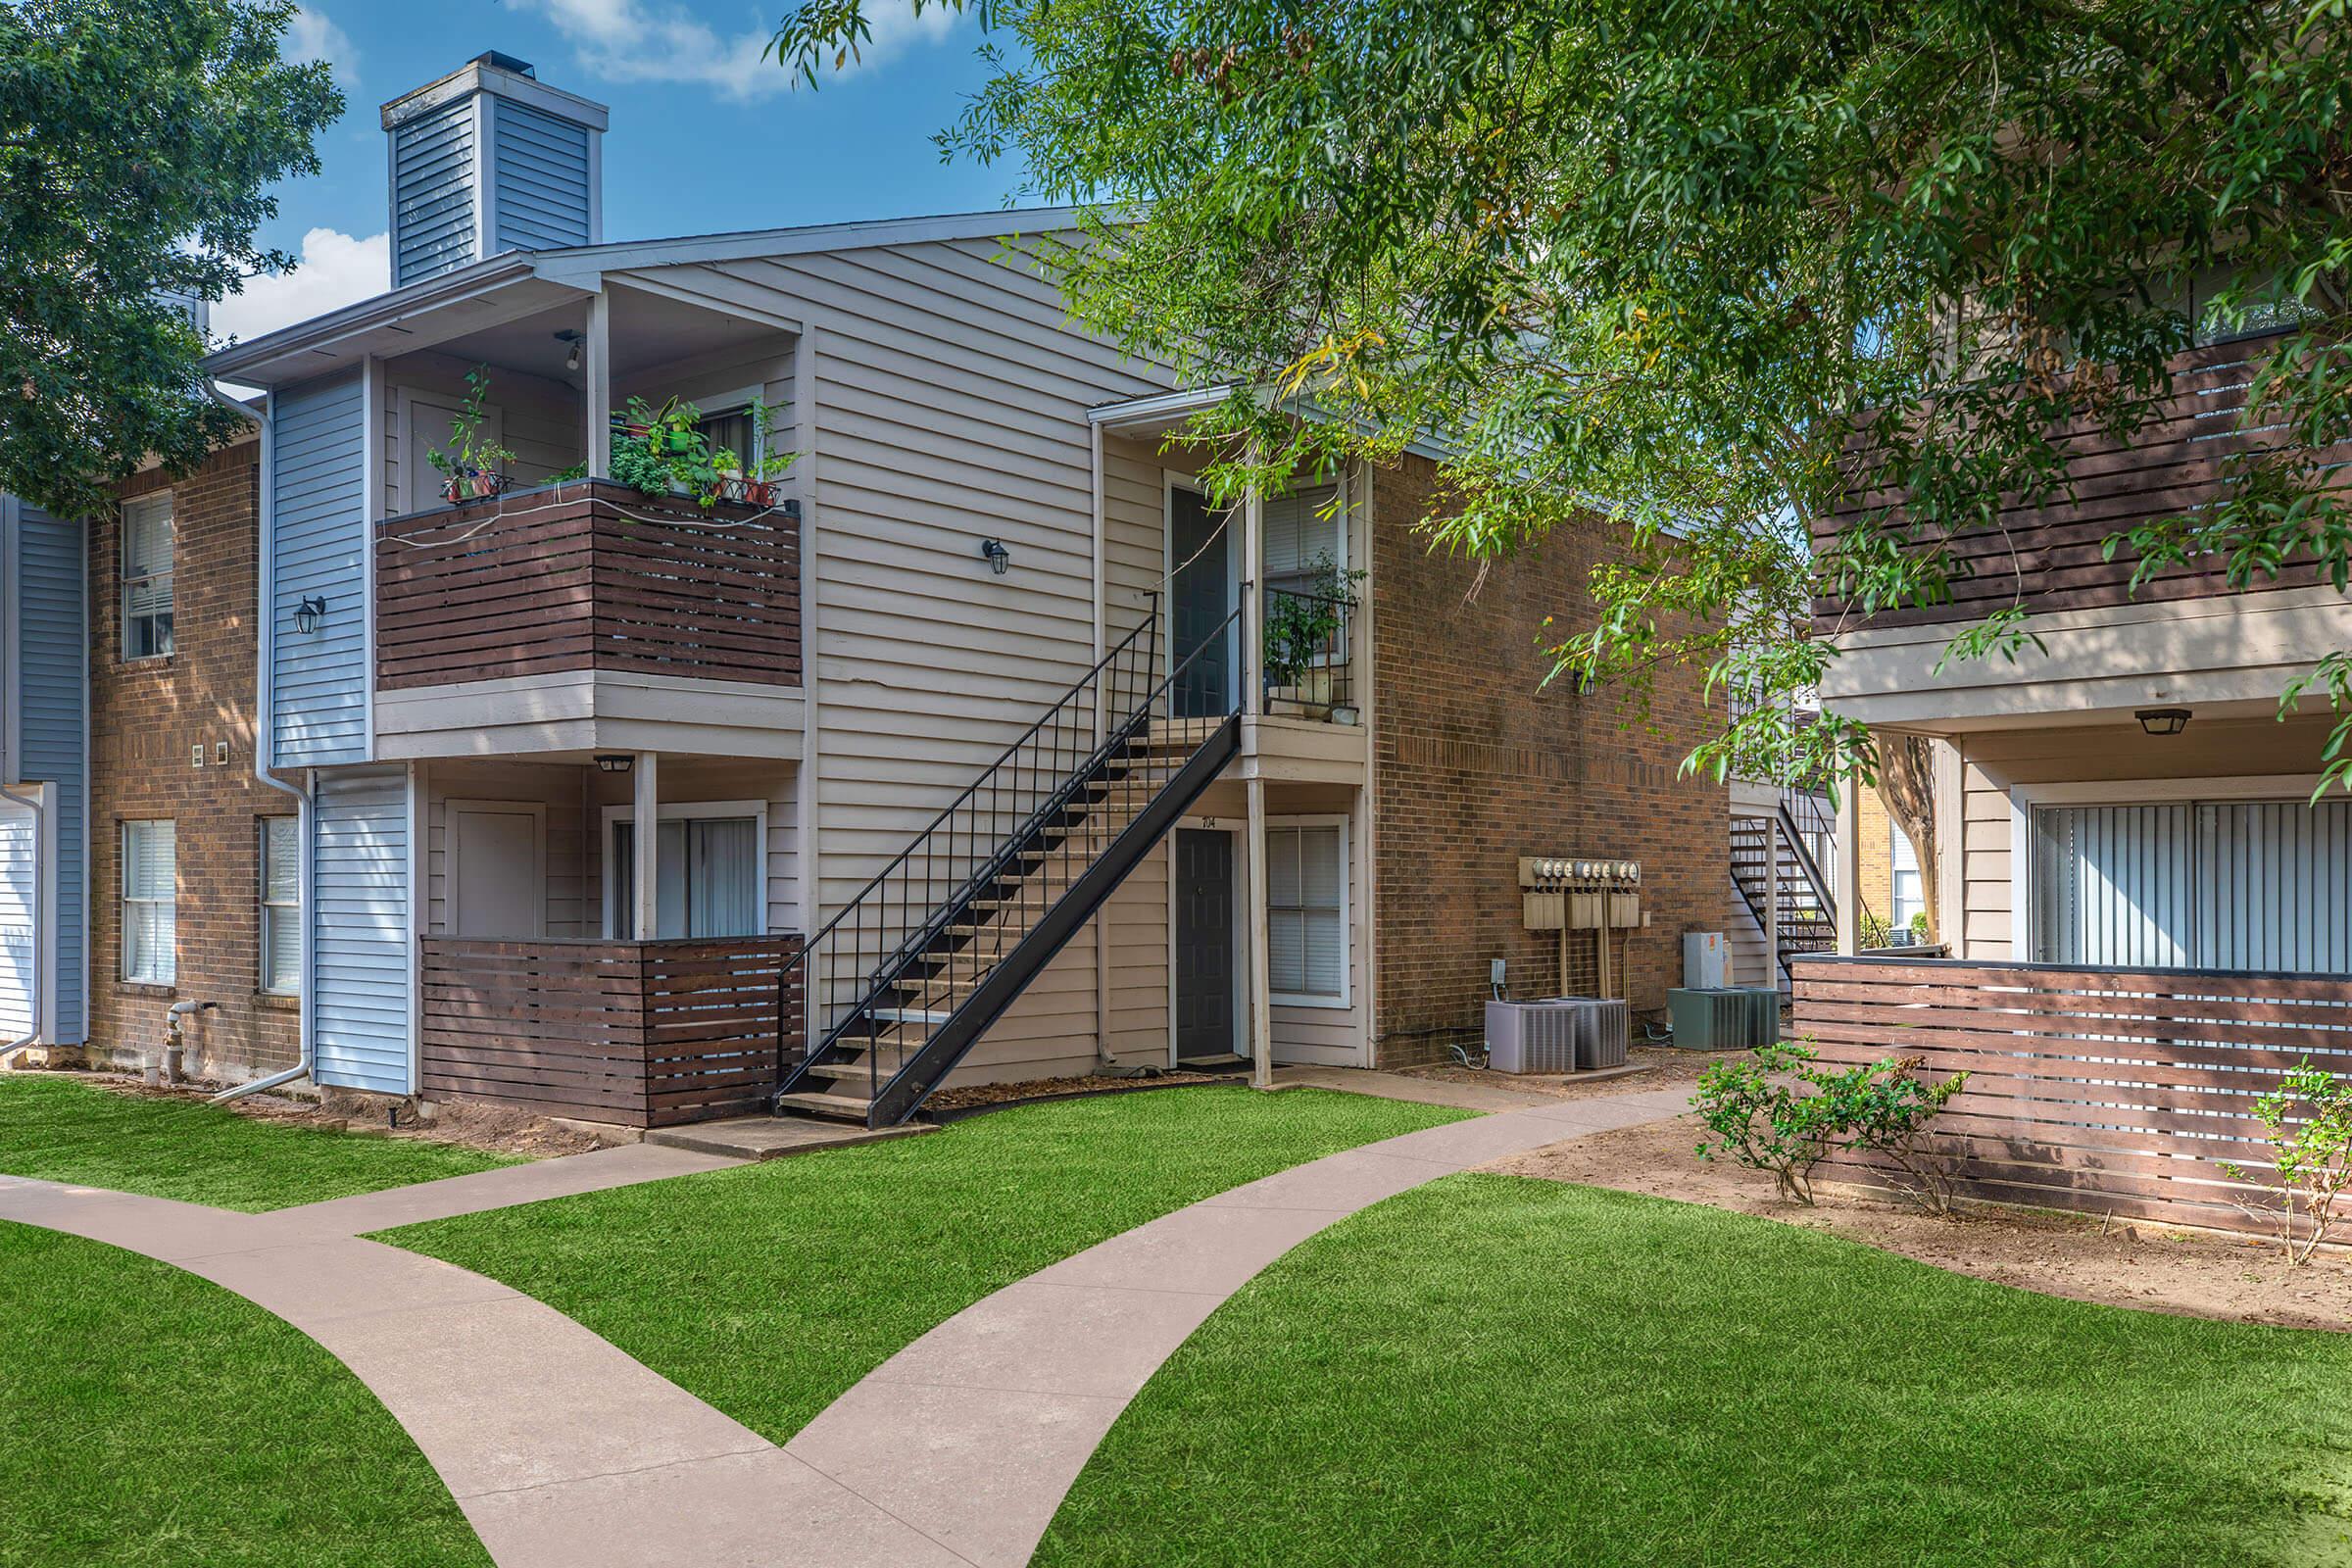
[1812,331,2343,632]
[1790,955,2352,1238]
[420,933,805,1127]
[375,479,801,690]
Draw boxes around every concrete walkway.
[0,1086,1690,1567]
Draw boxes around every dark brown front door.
[1174,828,1237,1062]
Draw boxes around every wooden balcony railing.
[1792,955,2352,1238]
[375,478,801,690]
[1814,331,2342,632]
[419,933,806,1127]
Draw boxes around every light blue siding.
[392,96,477,286]
[15,501,86,1041]
[270,374,368,768]
[313,766,411,1093]
[490,99,592,253]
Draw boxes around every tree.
[771,0,2352,819]
[0,0,341,517]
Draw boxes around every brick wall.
[88,437,300,1080]
[1855,785,1895,932]
[1369,453,1728,1066]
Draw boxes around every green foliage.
[0,0,341,516]
[609,395,795,509]
[2220,1058,2352,1265]
[1694,1041,1967,1210]
[771,0,2352,796]
[1262,552,1361,688]
[423,365,517,500]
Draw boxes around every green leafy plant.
[424,366,516,502]
[2220,1059,2352,1264]
[609,395,708,497]
[707,397,795,506]
[1694,1042,1968,1211]
[1263,554,1363,689]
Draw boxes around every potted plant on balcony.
[611,395,720,504]
[427,365,518,503]
[1262,555,1363,719]
[707,397,796,507]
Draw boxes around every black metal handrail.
[773,604,1245,1108]
[1262,587,1357,718]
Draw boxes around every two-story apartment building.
[5,51,1728,1131]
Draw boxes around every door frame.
[1165,814,1250,1067]
[1162,471,1242,712]
[443,798,547,939]
[2007,772,2325,962]
[600,798,768,939]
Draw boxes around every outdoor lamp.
[2135,708,2191,737]
[293,595,326,635]
[594,754,634,774]
[979,537,1011,575]
[556,328,584,372]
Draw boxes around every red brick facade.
[1369,453,1728,1065]
[88,437,300,1079]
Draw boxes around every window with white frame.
[260,817,300,995]
[1888,820,1925,936]
[609,809,762,939]
[122,494,174,660]
[1266,821,1347,1004]
[1262,481,1343,598]
[122,820,175,985]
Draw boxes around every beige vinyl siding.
[1953,711,2338,961]
[1725,883,1773,988]
[630,236,1173,1080]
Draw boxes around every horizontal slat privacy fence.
[375,479,801,689]
[420,934,805,1127]
[1814,330,2342,632]
[1790,955,2352,1238]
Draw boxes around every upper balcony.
[1814,329,2350,730]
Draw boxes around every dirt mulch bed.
[1493,1111,2352,1332]
[1394,1046,1718,1102]
[76,1072,599,1158]
[923,1070,1240,1115]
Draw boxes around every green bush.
[2221,1058,2352,1264]
[1693,1042,1967,1211]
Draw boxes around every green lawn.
[0,1074,517,1211]
[1040,1175,2352,1568]
[385,1085,1472,1441]
[0,1220,487,1568]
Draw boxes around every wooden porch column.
[1247,773,1273,1090]
[1834,784,1862,956]
[632,750,659,940]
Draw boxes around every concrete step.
[773,1089,880,1123]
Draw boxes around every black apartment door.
[1169,486,1233,717]
[1174,828,1239,1062]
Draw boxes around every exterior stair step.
[774,1088,878,1123]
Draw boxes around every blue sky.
[218,0,1027,342]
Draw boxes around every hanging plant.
[426,365,517,504]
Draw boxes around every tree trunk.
[1878,733,1940,945]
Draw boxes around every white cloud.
[212,227,389,347]
[283,5,358,84]
[512,0,962,100]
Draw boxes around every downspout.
[0,782,43,1064]
[217,388,315,1102]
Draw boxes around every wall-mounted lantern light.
[555,328,585,373]
[293,595,327,635]
[979,537,1011,575]
[594,754,634,774]
[2135,708,2191,737]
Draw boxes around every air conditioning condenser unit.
[1668,987,1781,1051]
[1486,998,1630,1073]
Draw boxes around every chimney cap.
[472,50,536,78]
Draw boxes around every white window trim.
[599,798,768,939]
[121,819,175,986]
[2006,773,2326,962]
[1265,812,1351,1010]
[444,798,548,939]
[121,493,174,662]
[259,816,301,996]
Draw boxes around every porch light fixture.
[979,537,1011,575]
[2135,707,2191,737]
[594,754,634,773]
[292,595,326,635]
[555,328,584,372]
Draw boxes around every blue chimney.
[380,53,610,288]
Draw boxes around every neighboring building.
[10,51,1725,1125]
[0,492,89,1060]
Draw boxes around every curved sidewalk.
[1,1086,1688,1567]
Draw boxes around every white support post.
[1765,815,1782,989]
[584,292,612,478]
[1247,773,1273,1090]
[632,751,658,940]
[1241,480,1264,718]
[1835,784,1862,956]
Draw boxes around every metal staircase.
[771,606,1242,1128]
[1729,791,1838,983]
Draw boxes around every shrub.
[2221,1059,2352,1265]
[1693,1043,1968,1212]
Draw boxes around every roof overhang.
[205,257,585,387]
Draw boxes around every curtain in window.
[1266,825,1345,999]
[122,496,174,658]
[613,815,760,938]
[122,820,176,984]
